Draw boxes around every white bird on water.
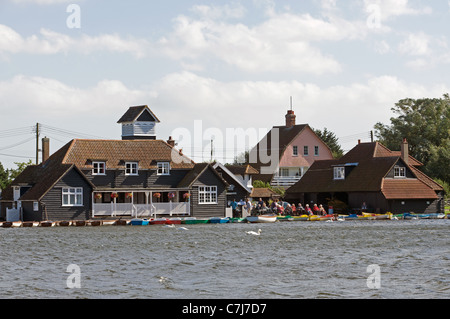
[246,229,262,236]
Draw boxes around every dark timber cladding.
[179,163,228,218]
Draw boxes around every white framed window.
[304,146,309,156]
[157,162,170,175]
[198,186,217,204]
[62,188,83,206]
[394,166,406,178]
[293,146,298,156]
[334,167,345,180]
[314,146,319,156]
[125,162,139,176]
[92,162,106,175]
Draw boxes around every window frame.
[198,186,218,204]
[62,188,83,207]
[394,165,406,178]
[293,146,298,157]
[157,162,171,176]
[125,162,139,176]
[304,146,309,156]
[92,161,106,175]
[314,146,319,156]
[333,167,345,180]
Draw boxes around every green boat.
[229,217,246,223]
[182,217,209,224]
[277,215,294,222]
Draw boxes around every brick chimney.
[285,110,296,128]
[401,138,409,165]
[167,136,175,147]
[42,137,50,163]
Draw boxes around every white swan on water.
[246,229,262,236]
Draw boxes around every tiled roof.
[60,139,195,170]
[287,141,442,198]
[177,163,228,188]
[382,179,438,199]
[225,164,259,175]
[250,187,278,198]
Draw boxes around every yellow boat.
[309,215,320,221]
[362,212,392,220]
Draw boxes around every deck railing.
[92,202,190,217]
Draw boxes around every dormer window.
[394,166,406,178]
[92,162,106,175]
[157,162,170,175]
[125,162,139,176]
[334,167,345,180]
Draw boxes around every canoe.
[309,215,321,221]
[229,217,246,223]
[74,220,86,226]
[277,215,294,222]
[209,217,230,224]
[131,218,150,226]
[40,221,55,227]
[150,218,169,225]
[114,219,128,226]
[246,215,277,223]
[293,215,310,221]
[1,221,23,228]
[182,217,209,224]
[362,213,391,220]
[319,215,335,221]
[22,221,39,227]
[89,220,103,226]
[166,218,182,225]
[58,221,71,227]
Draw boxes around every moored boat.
[40,221,55,227]
[319,215,335,221]
[74,220,86,226]
[229,217,246,223]
[209,217,230,224]
[309,215,321,221]
[277,215,294,222]
[149,218,169,225]
[246,215,277,223]
[182,217,209,224]
[131,218,150,226]
[293,215,310,221]
[58,221,71,227]
[166,217,182,225]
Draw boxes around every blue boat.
[209,217,230,224]
[131,218,150,226]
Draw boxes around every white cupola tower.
[117,105,160,140]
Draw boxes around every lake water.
[0,219,449,300]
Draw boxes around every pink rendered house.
[250,109,334,188]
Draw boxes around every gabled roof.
[250,187,279,199]
[343,142,423,166]
[287,141,442,199]
[117,105,160,123]
[224,164,259,175]
[60,139,194,170]
[1,157,94,202]
[213,162,252,193]
[177,163,228,189]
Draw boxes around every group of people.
[230,198,330,217]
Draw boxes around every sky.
[0,0,449,169]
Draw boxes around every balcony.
[93,202,190,218]
[271,176,302,187]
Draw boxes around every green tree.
[314,127,344,158]
[0,160,33,191]
[374,94,450,183]
[0,162,9,190]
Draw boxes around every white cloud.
[1,73,448,165]
[363,0,432,20]
[398,32,431,56]
[158,7,367,75]
[0,25,149,58]
[9,0,73,4]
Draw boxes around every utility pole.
[35,123,40,164]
